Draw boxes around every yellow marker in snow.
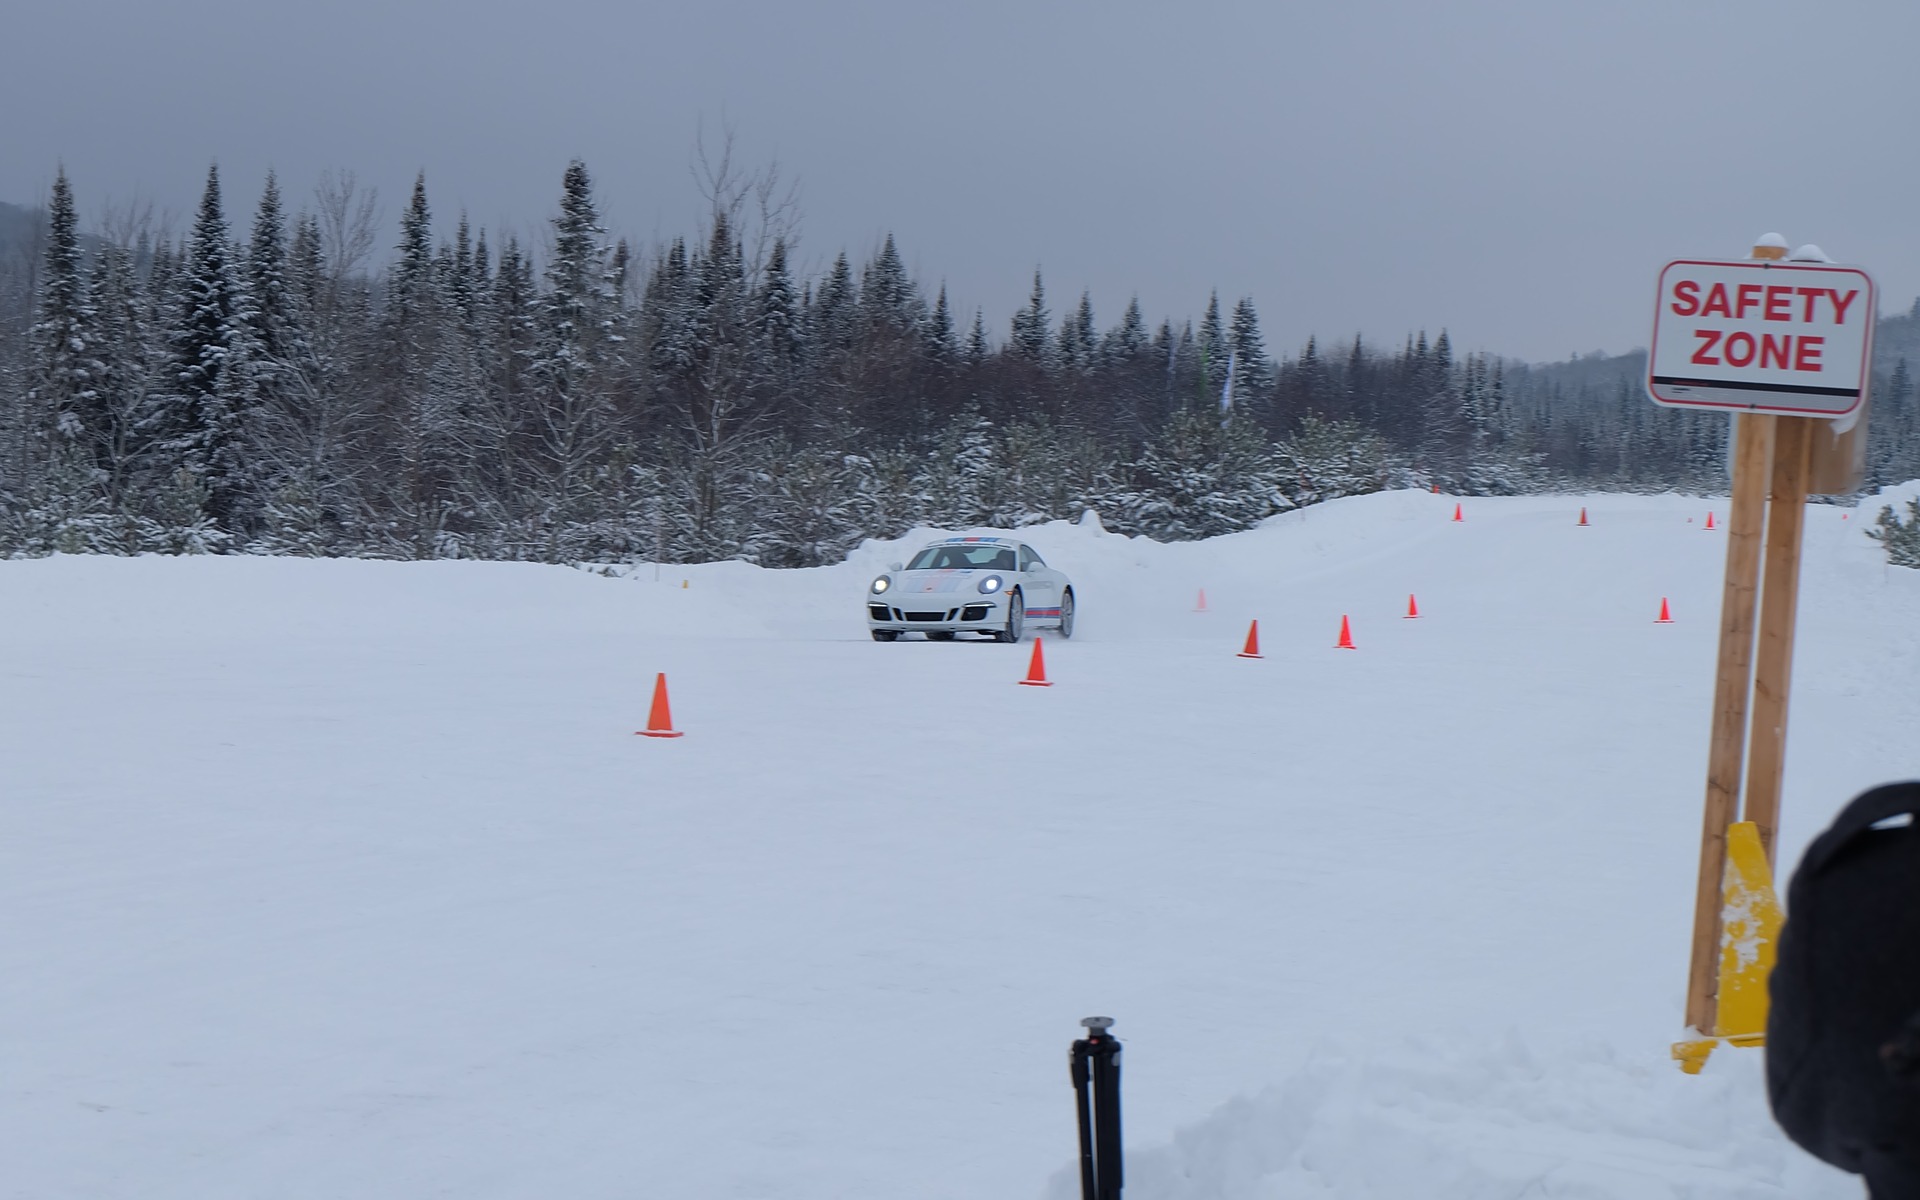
[1671,1038,1717,1075]
[1713,820,1783,1041]
[1672,820,1783,1072]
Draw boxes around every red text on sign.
[1669,281,1859,325]
[1691,330,1823,371]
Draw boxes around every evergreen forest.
[3,160,1918,567]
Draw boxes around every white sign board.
[1648,259,1875,416]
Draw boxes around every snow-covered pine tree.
[246,173,307,382]
[1426,329,1471,486]
[1093,296,1152,443]
[83,238,154,513]
[1056,291,1094,377]
[1868,497,1920,567]
[691,207,746,371]
[373,172,467,557]
[287,214,325,345]
[1228,297,1275,412]
[861,233,921,336]
[1161,320,1200,429]
[528,160,627,558]
[26,168,101,472]
[148,164,258,541]
[1275,414,1400,507]
[1868,358,1916,486]
[641,236,694,386]
[243,205,366,558]
[916,413,1001,527]
[757,236,802,375]
[812,251,858,359]
[1102,297,1147,368]
[1344,333,1371,425]
[674,206,768,559]
[1197,292,1226,397]
[923,285,956,367]
[800,250,860,435]
[385,173,437,344]
[444,215,477,330]
[1123,403,1288,540]
[242,171,340,546]
[739,437,884,568]
[1009,270,1051,364]
[14,175,135,555]
[465,231,539,543]
[965,310,989,365]
[1285,334,1329,425]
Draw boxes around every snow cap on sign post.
[1789,245,1833,264]
[1751,232,1788,261]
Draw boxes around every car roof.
[929,536,1010,546]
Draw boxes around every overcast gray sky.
[6,0,1916,363]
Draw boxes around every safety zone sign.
[1648,259,1875,416]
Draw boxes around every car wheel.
[996,591,1025,643]
[926,631,955,641]
[1058,589,1075,639]
[871,630,899,642]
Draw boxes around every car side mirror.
[888,561,903,572]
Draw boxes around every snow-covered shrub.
[1868,498,1920,567]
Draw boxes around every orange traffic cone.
[1656,597,1673,624]
[1578,506,1589,526]
[1018,639,1053,687]
[1336,615,1356,649]
[1451,503,1463,523]
[1705,512,1716,530]
[1195,588,1209,612]
[1405,594,1420,619]
[1431,484,1440,494]
[1237,620,1262,659]
[636,672,684,738]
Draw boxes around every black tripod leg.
[1071,1042,1097,1200]
[1092,1042,1123,1199]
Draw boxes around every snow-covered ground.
[6,489,1915,1199]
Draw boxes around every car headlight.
[978,575,1003,594]
[871,575,891,594]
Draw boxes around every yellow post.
[1713,821,1785,1042]
[1671,821,1784,1071]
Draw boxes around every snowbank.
[1053,1038,1854,1200]
[4,489,1915,1199]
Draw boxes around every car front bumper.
[866,598,1005,634]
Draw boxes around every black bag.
[1768,782,1920,1198]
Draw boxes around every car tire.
[1058,589,1075,638]
[996,591,1024,643]
[871,630,899,642]
[926,631,955,641]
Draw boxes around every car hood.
[882,568,1003,597]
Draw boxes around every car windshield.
[906,544,1016,571]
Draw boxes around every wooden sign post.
[1648,236,1875,1038]
[1687,409,1773,1035]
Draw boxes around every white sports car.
[866,537,1075,642]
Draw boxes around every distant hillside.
[0,201,43,264]
[1870,305,1920,372]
